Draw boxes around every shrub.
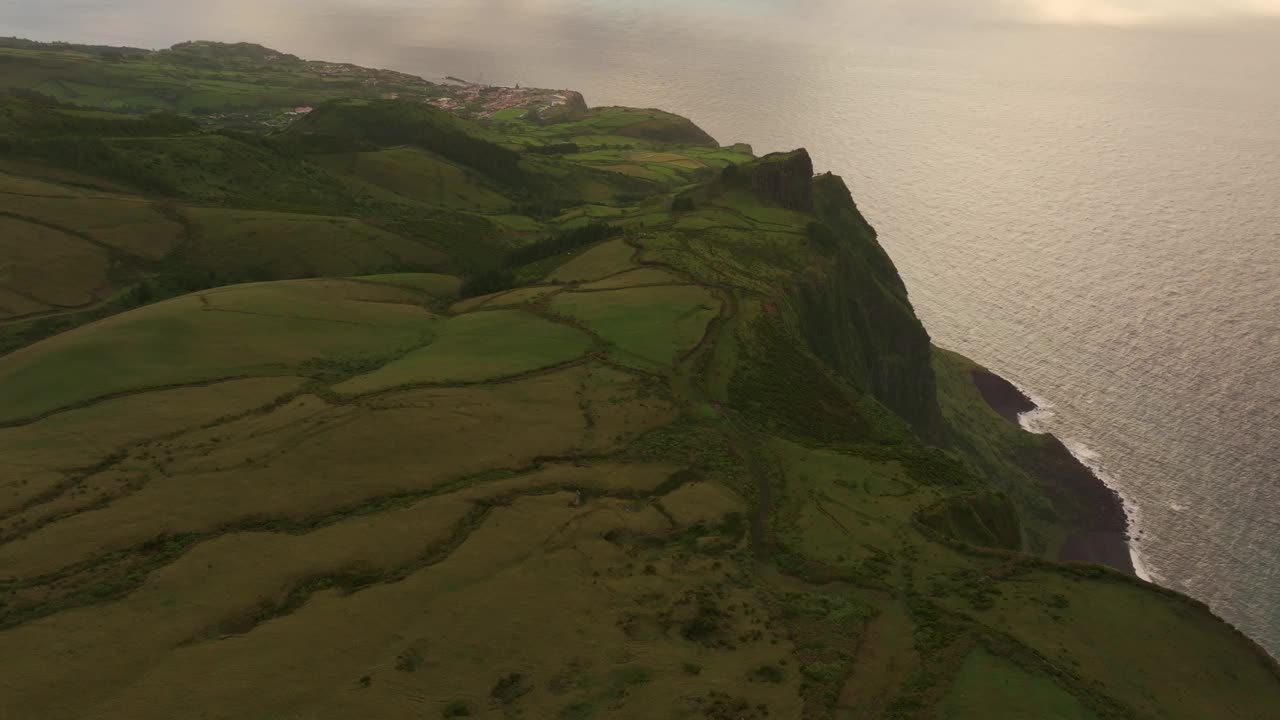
[502,222,617,269]
[459,268,516,298]
[490,673,531,704]
[395,648,423,672]
[442,699,472,717]
[750,664,785,683]
[801,661,848,684]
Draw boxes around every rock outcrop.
[748,149,814,211]
[790,171,942,440]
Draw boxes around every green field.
[352,272,462,297]
[579,267,681,290]
[549,285,719,370]
[181,207,447,278]
[0,282,434,423]
[334,309,593,393]
[944,648,1096,720]
[545,238,638,282]
[310,148,512,211]
[0,216,110,315]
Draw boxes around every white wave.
[1059,436,1155,583]
[1003,375,1156,583]
[1005,377,1057,434]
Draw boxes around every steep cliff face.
[788,170,942,440]
[562,90,589,114]
[747,149,814,211]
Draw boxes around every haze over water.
[7,0,1279,656]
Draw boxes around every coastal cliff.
[970,369,1134,573]
[748,149,814,211]
[0,38,1277,720]
[793,170,942,439]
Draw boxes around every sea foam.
[1014,385,1156,584]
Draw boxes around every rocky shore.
[971,369,1135,575]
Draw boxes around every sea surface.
[7,0,1280,656]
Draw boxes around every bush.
[527,142,579,155]
[490,673,531,704]
[502,222,617,269]
[801,661,848,684]
[442,699,472,717]
[459,268,516,298]
[395,648,423,672]
[750,664,785,683]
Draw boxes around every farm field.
[549,285,721,372]
[180,207,448,278]
[334,309,595,392]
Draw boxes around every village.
[427,82,584,119]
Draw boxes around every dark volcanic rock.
[749,149,814,211]
[970,369,1134,575]
[1027,434,1134,574]
[790,171,942,440]
[972,369,1037,424]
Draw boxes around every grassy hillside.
[0,38,1276,720]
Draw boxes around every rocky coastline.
[971,369,1135,575]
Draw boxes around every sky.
[1008,0,1280,24]
[2,0,1278,59]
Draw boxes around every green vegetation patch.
[0,216,110,313]
[0,282,434,423]
[353,272,461,298]
[549,285,719,371]
[334,309,592,393]
[943,647,1096,720]
[183,207,446,279]
[768,438,920,574]
[546,238,637,283]
[949,569,1280,720]
[578,268,681,290]
[310,148,512,212]
[482,286,560,308]
[0,189,183,259]
[489,214,545,233]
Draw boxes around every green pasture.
[948,568,1280,720]
[579,268,681,290]
[545,238,637,282]
[3,192,183,259]
[768,438,922,568]
[310,148,512,212]
[333,309,592,394]
[0,216,110,313]
[549,285,719,371]
[943,648,1095,720]
[0,282,435,423]
[352,273,461,298]
[182,207,446,278]
[481,286,560,308]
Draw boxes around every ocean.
[6,0,1279,656]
